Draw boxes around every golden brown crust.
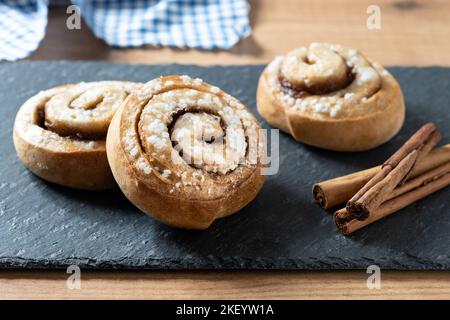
[13,81,141,190]
[257,43,405,152]
[106,75,265,229]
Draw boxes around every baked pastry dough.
[13,81,140,190]
[107,75,265,229]
[257,43,405,151]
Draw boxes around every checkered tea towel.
[0,0,251,61]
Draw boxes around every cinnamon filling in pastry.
[35,103,105,140]
[265,43,388,117]
[35,84,133,140]
[169,110,242,174]
[278,67,356,98]
[137,88,249,176]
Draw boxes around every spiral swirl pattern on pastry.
[13,81,141,190]
[106,75,265,229]
[257,43,405,151]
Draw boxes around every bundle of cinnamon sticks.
[313,123,450,235]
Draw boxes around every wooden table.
[2,0,450,299]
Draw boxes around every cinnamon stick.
[346,123,441,220]
[348,150,418,220]
[334,162,450,235]
[402,128,442,183]
[313,144,450,209]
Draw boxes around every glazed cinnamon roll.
[13,81,141,190]
[106,75,265,229]
[257,43,405,151]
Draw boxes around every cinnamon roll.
[13,81,141,190]
[106,75,265,229]
[257,43,405,151]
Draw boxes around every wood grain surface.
[30,0,450,66]
[2,270,450,300]
[4,0,450,299]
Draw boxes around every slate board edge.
[2,256,450,270]
[5,59,447,71]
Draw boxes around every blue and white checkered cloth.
[0,0,251,61]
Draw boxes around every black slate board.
[0,61,449,270]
